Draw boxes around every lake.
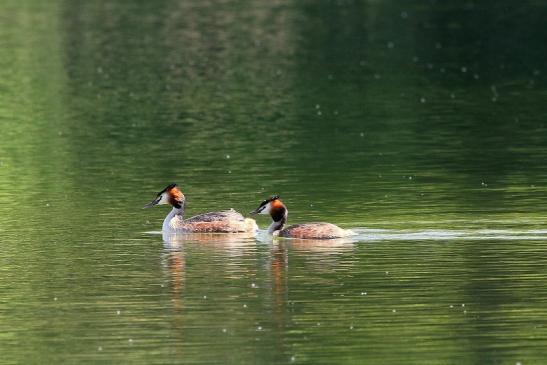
[1,1,547,364]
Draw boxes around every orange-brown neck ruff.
[168,186,185,209]
[270,199,287,222]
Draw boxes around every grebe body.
[276,222,349,239]
[251,195,354,240]
[145,183,258,234]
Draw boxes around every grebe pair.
[145,183,353,239]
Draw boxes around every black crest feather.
[259,195,280,207]
[158,183,177,196]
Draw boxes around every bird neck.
[268,207,287,234]
[163,204,185,231]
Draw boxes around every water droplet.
[243,304,247,308]
[450,93,455,99]
[349,325,354,330]
[461,304,465,307]
[222,328,227,333]
[392,309,397,313]
[315,104,320,109]
[461,66,467,73]
[225,154,230,159]
[360,132,365,137]
[450,305,454,308]
[46,203,50,207]
[473,74,479,79]
[420,97,426,103]
[387,41,394,49]
[290,356,296,362]
[128,339,133,343]
[251,283,258,288]
[98,346,103,351]
[257,326,262,331]
[53,297,57,301]
[361,292,367,296]
[203,295,207,299]
[117,310,121,315]
[317,110,322,116]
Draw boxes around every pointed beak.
[249,207,261,215]
[143,196,160,209]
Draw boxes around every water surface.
[1,1,547,364]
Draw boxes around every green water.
[1,1,547,364]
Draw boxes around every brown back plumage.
[279,222,349,239]
[178,209,257,233]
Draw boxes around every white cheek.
[158,193,169,205]
[260,203,272,215]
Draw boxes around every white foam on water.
[351,228,547,242]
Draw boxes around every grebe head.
[250,195,287,221]
[144,183,185,209]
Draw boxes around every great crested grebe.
[144,183,258,234]
[250,195,354,239]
